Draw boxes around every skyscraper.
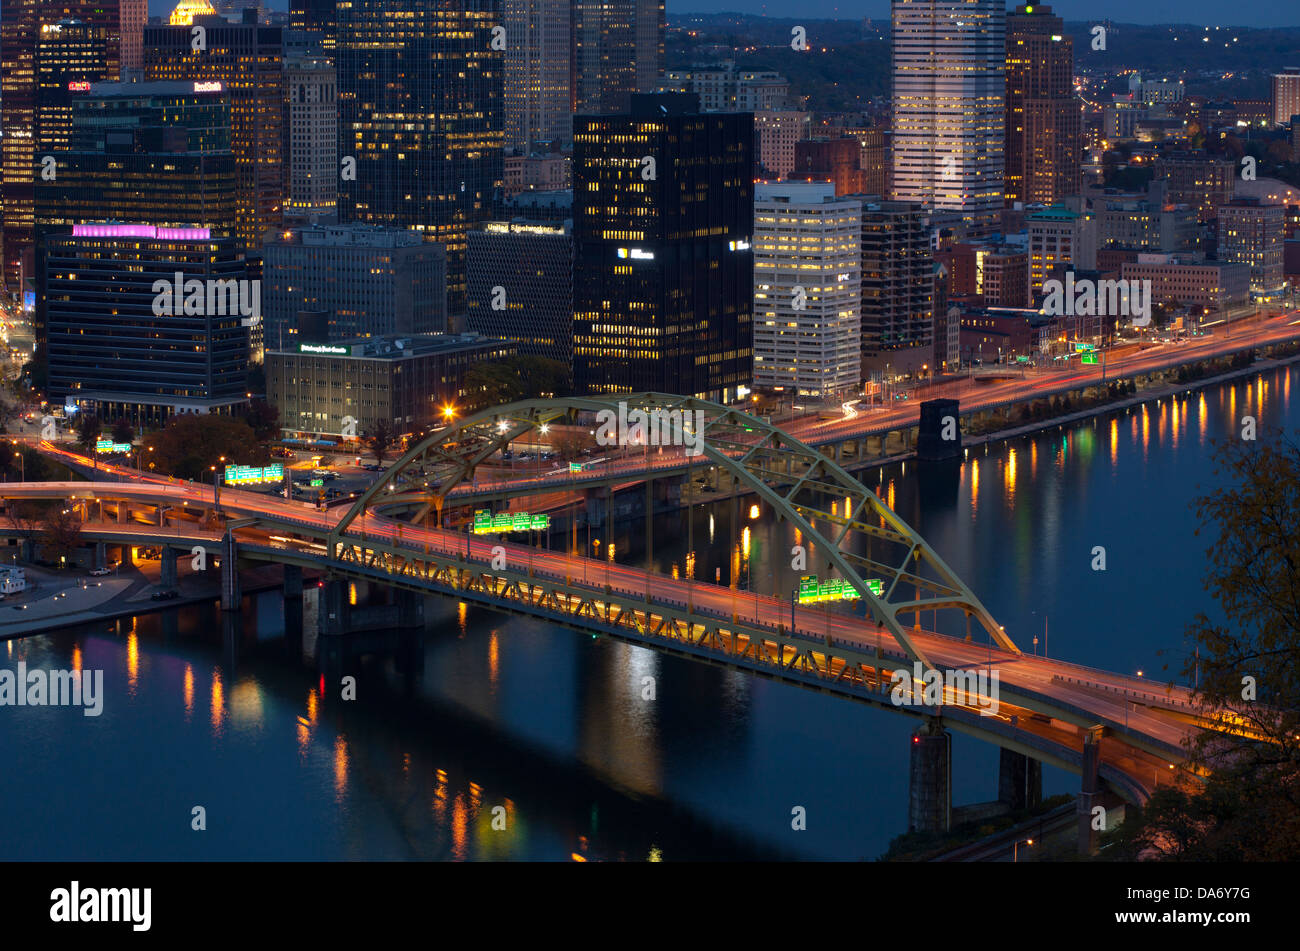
[144,11,285,254]
[572,0,664,115]
[752,182,861,400]
[337,0,503,321]
[283,52,337,223]
[891,0,1004,235]
[859,198,934,378]
[1,0,123,293]
[36,20,112,155]
[1004,3,1079,206]
[289,0,338,52]
[1218,198,1285,294]
[504,0,571,149]
[573,93,752,402]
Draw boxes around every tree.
[1109,432,1300,860]
[111,419,134,446]
[74,413,101,452]
[362,421,397,467]
[39,507,83,567]
[461,356,570,410]
[245,398,280,443]
[151,414,268,480]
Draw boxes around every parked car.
[88,567,110,576]
[151,589,179,601]
[362,463,384,472]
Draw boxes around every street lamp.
[13,450,22,481]
[1014,837,1034,862]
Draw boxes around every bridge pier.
[1077,726,1104,857]
[160,547,178,588]
[116,501,128,524]
[220,532,240,611]
[93,541,106,571]
[395,589,424,628]
[998,748,1042,811]
[319,575,348,636]
[284,564,303,598]
[909,717,951,834]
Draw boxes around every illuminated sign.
[797,575,883,603]
[67,81,91,92]
[310,478,324,487]
[72,224,211,241]
[568,462,584,473]
[95,439,132,454]
[1082,353,1098,365]
[299,343,348,355]
[728,240,751,251]
[223,464,284,485]
[473,510,550,534]
[616,248,655,260]
[193,81,224,94]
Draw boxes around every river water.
[2,366,1293,861]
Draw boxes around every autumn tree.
[39,506,83,567]
[111,419,135,446]
[1107,431,1300,860]
[361,421,397,467]
[151,414,268,480]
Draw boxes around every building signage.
[797,575,884,603]
[299,343,348,355]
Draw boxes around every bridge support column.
[1077,726,1104,857]
[283,564,303,598]
[998,749,1042,812]
[220,532,240,611]
[645,478,653,574]
[396,589,424,628]
[909,717,951,834]
[94,542,107,571]
[116,501,128,524]
[319,576,348,636]
[160,548,178,589]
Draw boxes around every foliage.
[245,398,280,443]
[461,356,570,411]
[73,413,101,451]
[111,419,134,446]
[151,414,267,480]
[361,421,397,467]
[1107,431,1300,860]
[39,506,83,566]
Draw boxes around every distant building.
[267,333,516,438]
[1217,198,1286,294]
[789,139,866,196]
[1027,204,1097,297]
[262,224,447,351]
[504,150,570,197]
[1121,254,1250,315]
[503,0,571,149]
[1004,4,1079,206]
[859,198,934,378]
[755,110,811,179]
[657,63,790,111]
[466,219,573,370]
[572,0,664,114]
[572,93,753,402]
[1153,152,1237,224]
[283,52,336,224]
[44,223,250,425]
[1272,68,1300,127]
[752,182,861,400]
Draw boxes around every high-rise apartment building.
[337,0,502,322]
[2,0,123,293]
[283,53,336,223]
[572,0,664,115]
[790,139,866,195]
[573,94,752,402]
[1004,3,1079,206]
[467,219,574,369]
[752,182,861,400]
[1271,67,1300,128]
[1218,198,1286,294]
[859,198,934,377]
[891,0,1004,235]
[262,224,447,351]
[44,223,249,424]
[504,0,571,149]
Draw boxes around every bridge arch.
[331,393,1019,668]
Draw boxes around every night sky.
[145,0,1300,29]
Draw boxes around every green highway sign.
[798,575,885,604]
[1081,353,1098,365]
[473,509,550,533]
[310,478,324,487]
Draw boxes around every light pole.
[13,450,22,481]
[1014,837,1033,862]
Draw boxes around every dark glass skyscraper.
[571,0,664,115]
[573,93,752,402]
[337,0,503,321]
[289,0,338,52]
[1,0,123,293]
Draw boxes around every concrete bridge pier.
[1077,726,1104,856]
[283,565,304,643]
[909,717,952,834]
[395,589,424,628]
[998,748,1042,811]
[116,501,128,524]
[160,548,178,588]
[94,541,107,571]
[220,532,240,611]
[283,564,303,599]
[319,575,348,636]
